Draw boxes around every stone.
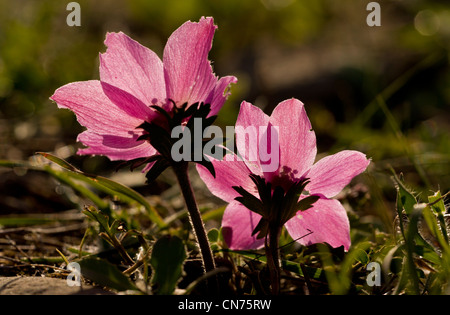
[0,276,114,295]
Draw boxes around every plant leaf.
[428,191,449,245]
[36,152,81,172]
[82,206,111,233]
[78,256,138,292]
[150,235,187,295]
[391,170,417,215]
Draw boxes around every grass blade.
[37,152,166,229]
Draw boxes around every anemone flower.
[50,16,237,168]
[197,98,370,293]
[50,17,237,284]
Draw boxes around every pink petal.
[284,197,351,250]
[50,80,144,136]
[259,121,281,177]
[221,201,265,250]
[196,153,256,203]
[235,101,270,177]
[99,32,166,107]
[306,150,370,198]
[207,75,238,117]
[77,131,156,161]
[267,98,316,182]
[101,82,159,122]
[163,17,236,113]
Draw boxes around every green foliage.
[2,154,166,228]
[388,173,450,295]
[37,152,167,229]
[149,235,187,295]
[78,256,138,292]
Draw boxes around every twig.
[4,235,33,264]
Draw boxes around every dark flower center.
[232,174,319,239]
[123,102,220,183]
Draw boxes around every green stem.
[99,232,135,266]
[265,224,282,295]
[172,162,217,291]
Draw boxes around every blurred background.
[0,0,449,224]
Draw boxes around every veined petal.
[196,153,256,203]
[101,82,158,122]
[268,98,316,182]
[235,101,270,177]
[99,32,166,106]
[50,80,143,136]
[77,130,156,161]
[285,197,351,250]
[306,150,370,198]
[163,17,234,113]
[221,201,265,250]
[207,75,238,117]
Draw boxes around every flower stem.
[172,162,217,291]
[265,224,282,295]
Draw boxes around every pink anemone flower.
[50,17,237,169]
[197,98,370,251]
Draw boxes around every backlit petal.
[221,201,265,250]
[235,101,270,177]
[100,82,159,122]
[285,197,351,250]
[196,153,256,203]
[77,130,156,161]
[207,75,238,116]
[306,150,370,198]
[268,98,316,182]
[99,32,166,106]
[163,17,235,113]
[50,80,143,136]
